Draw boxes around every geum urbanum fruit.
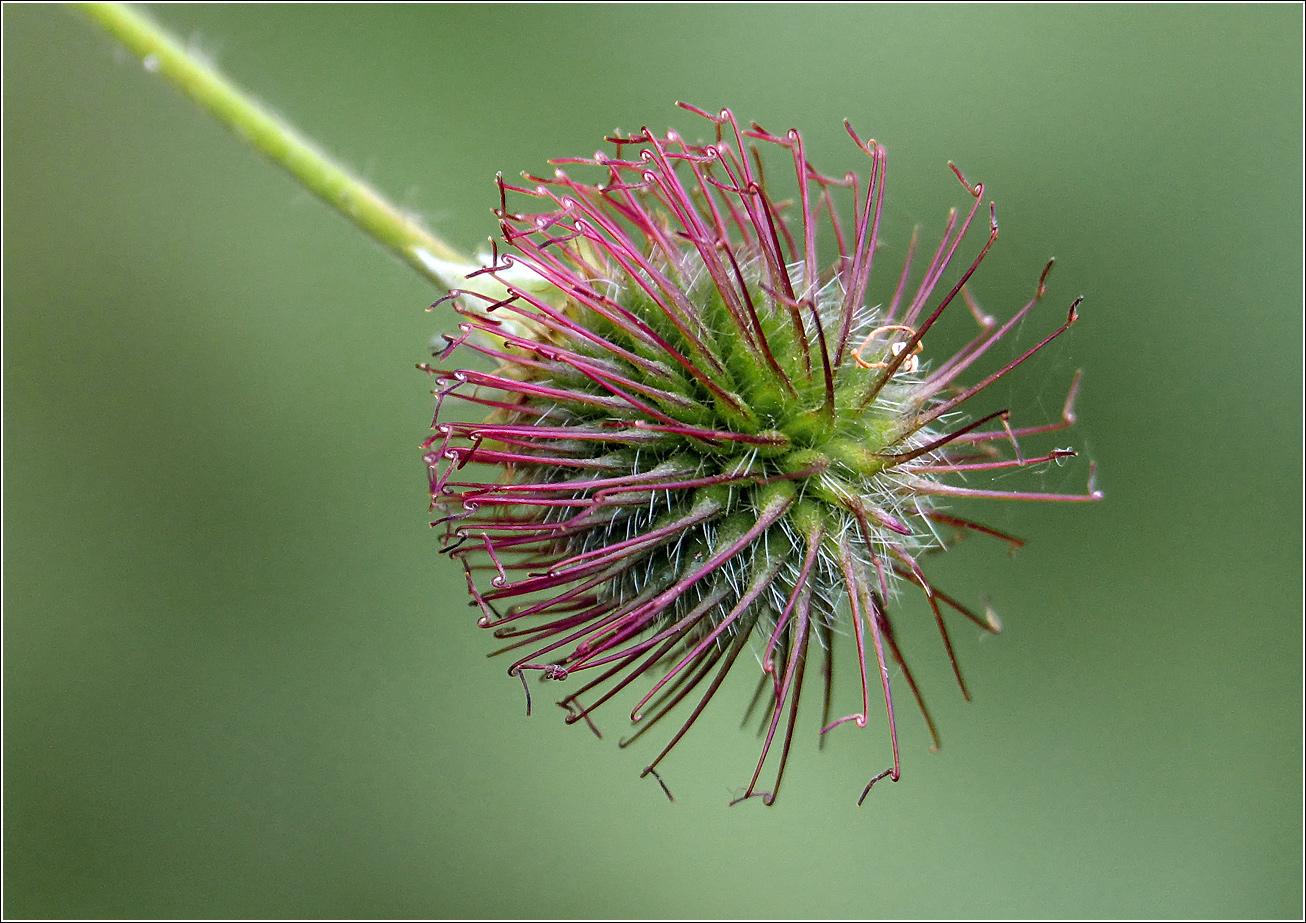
[421,104,1100,805]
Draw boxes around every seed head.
[422,105,1101,805]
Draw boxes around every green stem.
[79,2,473,289]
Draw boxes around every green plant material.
[78,1,471,287]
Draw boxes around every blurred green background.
[4,4,1301,918]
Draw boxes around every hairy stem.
[79,2,472,288]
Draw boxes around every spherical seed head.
[423,105,1100,805]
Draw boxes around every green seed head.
[423,105,1100,805]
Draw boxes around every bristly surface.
[422,104,1101,805]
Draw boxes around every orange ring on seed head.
[853,324,923,370]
